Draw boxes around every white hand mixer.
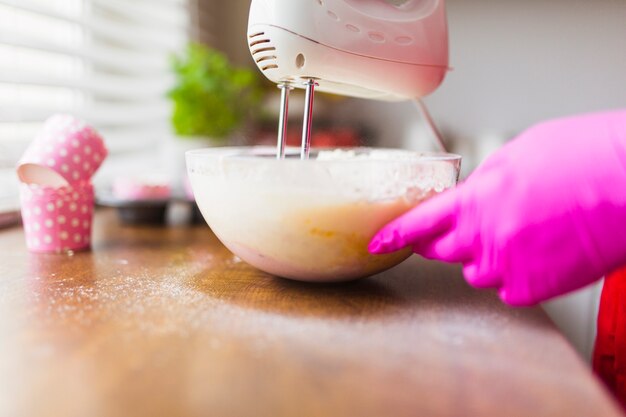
[247,0,450,159]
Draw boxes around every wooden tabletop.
[0,209,621,417]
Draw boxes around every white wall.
[428,0,626,139]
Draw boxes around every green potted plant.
[162,43,263,192]
[168,43,262,143]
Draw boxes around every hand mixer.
[247,0,450,159]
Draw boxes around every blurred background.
[0,0,625,360]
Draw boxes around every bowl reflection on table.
[186,147,461,282]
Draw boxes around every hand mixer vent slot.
[249,35,278,72]
[249,39,271,48]
[255,55,277,63]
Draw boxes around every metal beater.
[275,79,317,160]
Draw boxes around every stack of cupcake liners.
[16,115,107,253]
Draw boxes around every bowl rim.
[186,146,462,164]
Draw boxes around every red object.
[285,127,360,148]
[593,267,626,409]
[253,126,361,148]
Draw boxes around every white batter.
[188,148,458,282]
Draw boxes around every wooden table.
[0,209,621,417]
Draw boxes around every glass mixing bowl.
[187,147,461,282]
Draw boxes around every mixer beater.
[275,79,317,160]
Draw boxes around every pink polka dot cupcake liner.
[17,114,108,186]
[20,181,95,253]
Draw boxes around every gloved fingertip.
[368,227,407,254]
[367,236,385,254]
[462,262,502,289]
[461,267,478,289]
[463,263,488,288]
[498,288,535,308]
[368,234,396,254]
[463,263,477,279]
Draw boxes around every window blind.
[0,0,197,212]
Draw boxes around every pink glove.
[369,110,626,306]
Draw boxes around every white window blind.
[0,0,197,212]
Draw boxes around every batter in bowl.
[188,147,460,282]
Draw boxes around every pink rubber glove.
[369,110,626,306]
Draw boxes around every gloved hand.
[369,110,626,306]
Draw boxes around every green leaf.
[167,43,263,139]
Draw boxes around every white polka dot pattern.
[17,114,108,186]
[19,181,94,253]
